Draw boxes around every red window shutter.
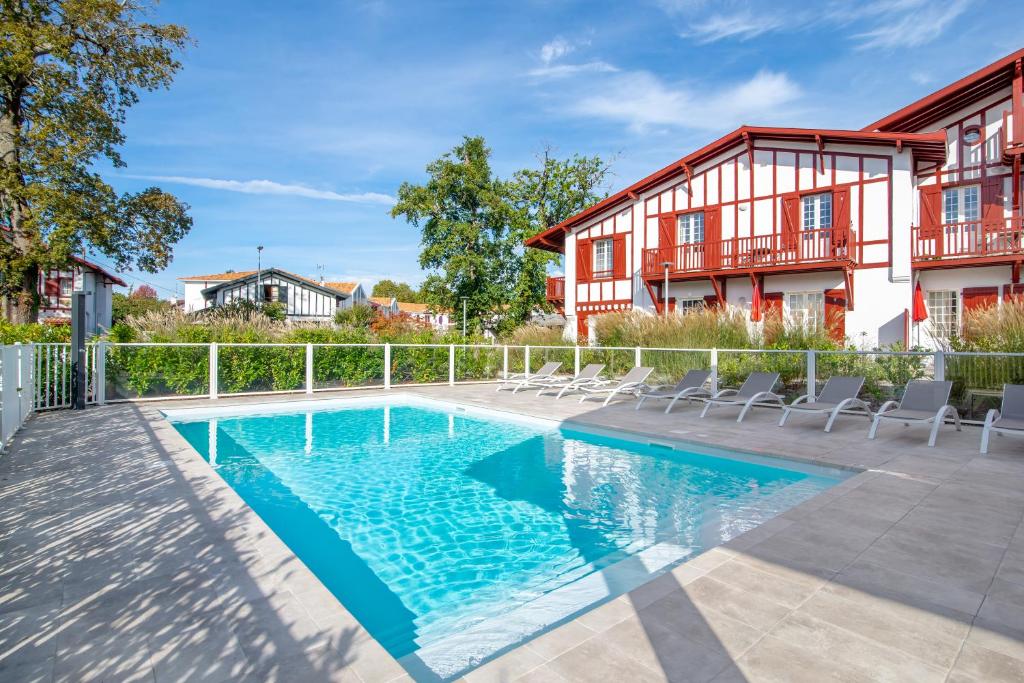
[612,235,627,279]
[824,289,846,343]
[982,176,1006,234]
[658,214,675,248]
[576,239,591,282]
[44,278,60,296]
[780,193,800,249]
[832,188,851,250]
[1004,284,1024,303]
[962,286,998,312]
[764,292,784,324]
[919,185,942,239]
[704,207,722,268]
[703,295,719,309]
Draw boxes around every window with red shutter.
[832,187,851,253]
[982,176,1007,235]
[962,286,998,312]
[612,235,627,278]
[1004,284,1024,303]
[576,239,591,282]
[919,185,942,239]
[824,289,847,342]
[780,193,800,249]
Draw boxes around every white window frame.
[59,278,73,296]
[676,211,705,244]
[926,290,959,341]
[592,238,614,279]
[676,298,705,314]
[784,291,824,330]
[801,192,832,236]
[942,185,980,225]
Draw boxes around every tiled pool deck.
[2,385,1023,682]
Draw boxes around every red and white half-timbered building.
[529,49,1024,349]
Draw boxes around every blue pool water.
[168,396,849,679]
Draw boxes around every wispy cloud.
[683,11,784,43]
[564,69,802,132]
[539,37,575,65]
[851,0,971,50]
[526,61,619,78]
[131,175,395,205]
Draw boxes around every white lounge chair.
[635,369,713,413]
[868,380,961,447]
[778,375,872,432]
[577,367,655,406]
[536,364,606,398]
[700,372,783,422]
[980,384,1024,454]
[495,361,562,393]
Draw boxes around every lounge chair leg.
[602,391,616,407]
[868,416,881,440]
[778,408,790,427]
[928,419,942,447]
[736,399,754,423]
[700,401,713,418]
[824,408,840,433]
[981,426,990,454]
[665,396,680,414]
[636,397,646,411]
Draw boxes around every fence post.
[710,348,719,393]
[384,344,391,390]
[449,344,455,386]
[934,351,945,382]
[524,346,531,378]
[209,343,219,400]
[502,345,508,380]
[96,342,106,405]
[574,346,581,376]
[305,343,314,395]
[807,350,816,402]
[634,346,642,368]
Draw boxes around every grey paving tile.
[949,642,1024,683]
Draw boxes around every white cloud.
[565,69,802,132]
[851,0,971,50]
[683,11,784,43]
[526,61,619,78]
[132,175,395,205]
[539,37,574,65]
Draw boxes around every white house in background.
[39,256,126,335]
[528,48,1024,350]
[178,268,352,321]
[323,281,368,308]
[398,301,451,330]
[368,296,399,317]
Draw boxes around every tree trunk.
[0,110,39,324]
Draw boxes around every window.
[676,212,705,244]
[786,291,824,329]
[801,192,832,236]
[942,185,980,224]
[592,239,614,278]
[677,298,705,314]
[927,290,959,341]
[963,126,981,144]
[59,278,73,296]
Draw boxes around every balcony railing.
[641,226,853,277]
[912,217,1024,262]
[546,276,565,300]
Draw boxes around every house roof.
[368,296,395,307]
[864,47,1024,133]
[397,301,430,314]
[178,270,257,282]
[323,281,360,295]
[524,125,948,253]
[198,268,347,299]
[71,256,127,287]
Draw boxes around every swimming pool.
[167,395,851,679]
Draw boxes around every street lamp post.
[660,261,673,318]
[256,245,264,302]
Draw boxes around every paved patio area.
[2,384,1023,682]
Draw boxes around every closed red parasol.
[750,278,762,322]
[912,281,928,322]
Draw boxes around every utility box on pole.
[70,291,87,409]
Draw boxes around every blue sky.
[100,0,1020,299]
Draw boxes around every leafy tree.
[0,1,193,323]
[112,291,169,322]
[130,284,158,299]
[391,137,610,334]
[371,279,421,303]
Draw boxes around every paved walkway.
[1,385,1023,682]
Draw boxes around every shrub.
[501,325,568,347]
[0,320,72,344]
[111,292,171,323]
[592,308,751,349]
[334,304,377,328]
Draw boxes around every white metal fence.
[7,341,1024,448]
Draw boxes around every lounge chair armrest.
[711,388,739,399]
[876,400,898,415]
[984,408,1000,427]
[789,394,811,406]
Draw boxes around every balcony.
[1001,109,1024,163]
[546,276,565,302]
[641,227,854,280]
[912,217,1024,267]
